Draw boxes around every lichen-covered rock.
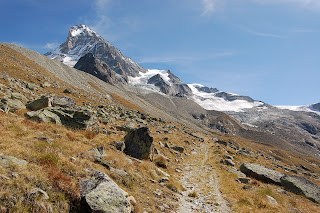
[25,108,62,124]
[280,175,320,203]
[80,170,132,213]
[1,98,26,112]
[25,107,98,130]
[0,155,28,167]
[124,127,154,159]
[240,163,285,185]
[26,96,76,111]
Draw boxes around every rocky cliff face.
[74,53,128,85]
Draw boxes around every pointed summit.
[45,24,147,76]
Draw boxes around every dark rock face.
[215,92,255,102]
[310,103,320,111]
[148,74,171,94]
[240,163,286,185]
[193,85,219,93]
[280,175,320,203]
[124,127,154,159]
[74,53,128,85]
[147,71,192,97]
[80,170,132,213]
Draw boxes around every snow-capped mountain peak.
[45,24,146,75]
[69,24,96,37]
[276,103,320,115]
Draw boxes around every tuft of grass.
[39,153,59,167]
[188,191,199,198]
[82,130,98,140]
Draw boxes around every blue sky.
[1,0,320,105]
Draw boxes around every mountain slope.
[43,25,320,159]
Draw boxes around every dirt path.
[176,143,231,213]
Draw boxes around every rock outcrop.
[80,170,132,213]
[280,175,320,203]
[124,127,154,159]
[74,53,128,85]
[26,96,76,111]
[25,107,98,130]
[240,163,286,185]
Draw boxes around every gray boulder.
[240,163,286,185]
[26,96,76,111]
[80,170,132,213]
[26,96,51,111]
[25,107,98,130]
[280,175,320,203]
[124,127,154,159]
[25,108,62,124]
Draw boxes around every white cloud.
[201,0,217,16]
[44,42,59,49]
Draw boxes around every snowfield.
[188,84,264,112]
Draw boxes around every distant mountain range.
[44,24,320,158]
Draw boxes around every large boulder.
[25,108,62,124]
[124,127,154,159]
[25,107,98,130]
[26,96,76,111]
[280,175,320,203]
[80,170,132,213]
[240,163,286,185]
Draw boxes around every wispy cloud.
[138,51,236,64]
[44,42,59,49]
[201,0,217,16]
[238,25,286,38]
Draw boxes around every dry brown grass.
[109,92,145,112]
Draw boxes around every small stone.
[223,155,233,160]
[266,195,278,205]
[41,82,51,88]
[34,137,54,143]
[171,145,185,153]
[237,177,251,184]
[159,177,169,183]
[116,141,126,152]
[63,88,72,94]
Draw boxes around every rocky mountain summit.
[45,24,146,76]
